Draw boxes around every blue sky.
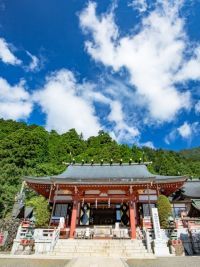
[0,0,200,150]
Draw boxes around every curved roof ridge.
[66,162,152,166]
[52,164,169,180]
[24,163,187,183]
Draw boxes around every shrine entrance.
[79,202,130,226]
[90,203,116,225]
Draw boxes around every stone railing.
[50,228,60,252]
[75,225,130,239]
[143,229,152,253]
[34,228,60,254]
[12,226,60,254]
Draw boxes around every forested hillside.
[180,147,200,161]
[0,119,199,218]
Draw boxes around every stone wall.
[0,218,20,251]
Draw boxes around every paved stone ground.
[0,259,69,267]
[66,257,127,267]
[0,257,200,267]
[127,256,200,267]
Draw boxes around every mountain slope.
[0,119,199,218]
[180,147,200,161]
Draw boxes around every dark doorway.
[89,204,116,225]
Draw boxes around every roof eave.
[24,176,52,184]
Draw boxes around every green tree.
[26,196,50,227]
[0,118,199,219]
[157,195,172,228]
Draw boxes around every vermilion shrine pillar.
[129,200,136,239]
[69,199,78,238]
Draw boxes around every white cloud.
[108,100,139,142]
[34,69,140,142]
[175,46,200,82]
[164,129,177,145]
[77,81,140,142]
[165,121,199,144]
[80,2,118,68]
[0,38,21,65]
[128,0,148,12]
[34,69,101,138]
[26,51,40,72]
[177,122,192,138]
[79,1,197,123]
[140,141,155,149]
[0,77,32,120]
[195,100,200,114]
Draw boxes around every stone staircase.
[50,239,155,259]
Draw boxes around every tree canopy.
[0,118,199,218]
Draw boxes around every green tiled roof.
[24,163,187,184]
[191,199,200,211]
[182,181,200,198]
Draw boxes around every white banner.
[151,207,162,240]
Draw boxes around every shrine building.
[24,162,187,239]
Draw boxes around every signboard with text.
[151,208,162,240]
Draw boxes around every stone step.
[57,242,144,247]
[51,239,154,259]
[53,246,147,251]
[53,250,147,254]
[51,252,155,259]
[54,241,144,247]
[53,248,146,253]
[57,240,143,243]
[54,252,147,255]
[53,249,147,254]
[57,240,143,244]
[54,243,145,247]
[54,247,146,251]
[54,246,147,251]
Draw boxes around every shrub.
[26,196,50,227]
[157,194,172,228]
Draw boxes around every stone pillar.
[129,200,136,239]
[69,200,78,238]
